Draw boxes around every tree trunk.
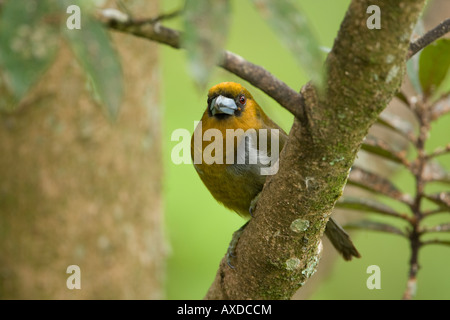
[0,1,165,299]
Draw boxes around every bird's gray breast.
[226,134,274,184]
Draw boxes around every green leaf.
[377,111,417,144]
[0,0,59,105]
[423,192,450,213]
[432,95,450,120]
[345,220,407,237]
[422,239,450,247]
[361,135,409,167]
[335,197,408,221]
[183,0,231,89]
[419,39,450,98]
[436,69,450,97]
[423,159,450,184]
[348,166,413,205]
[252,0,324,90]
[422,223,450,233]
[63,7,123,119]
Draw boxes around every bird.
[190,82,360,262]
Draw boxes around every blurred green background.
[161,0,450,299]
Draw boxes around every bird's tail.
[325,217,361,261]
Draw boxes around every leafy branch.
[340,38,450,300]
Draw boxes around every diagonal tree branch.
[99,8,450,123]
[345,220,408,237]
[347,166,414,206]
[408,18,450,58]
[335,197,411,221]
[99,8,305,120]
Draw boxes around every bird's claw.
[226,221,249,269]
[226,250,236,269]
[249,192,261,217]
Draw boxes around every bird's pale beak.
[210,95,237,116]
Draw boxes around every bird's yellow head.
[206,82,255,118]
[204,82,271,131]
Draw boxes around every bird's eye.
[239,95,246,105]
